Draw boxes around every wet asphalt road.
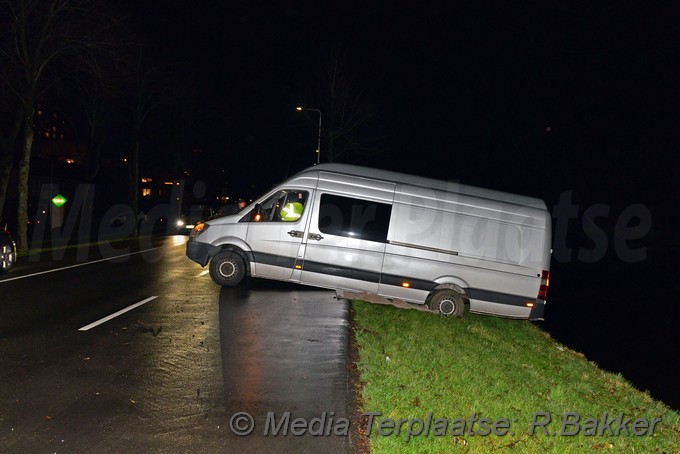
[0,236,355,453]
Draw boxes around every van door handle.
[308,233,324,241]
[287,230,304,238]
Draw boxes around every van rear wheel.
[427,290,465,317]
[209,250,246,287]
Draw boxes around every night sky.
[126,1,680,210]
[122,1,680,407]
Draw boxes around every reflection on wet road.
[0,237,355,453]
[218,283,353,452]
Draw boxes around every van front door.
[245,189,312,281]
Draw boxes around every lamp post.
[296,106,322,164]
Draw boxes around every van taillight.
[538,270,550,300]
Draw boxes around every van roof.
[295,163,547,210]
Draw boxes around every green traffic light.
[51,194,67,207]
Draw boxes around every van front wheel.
[427,290,465,317]
[209,250,246,287]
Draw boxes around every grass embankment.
[352,300,679,453]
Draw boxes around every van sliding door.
[300,173,394,293]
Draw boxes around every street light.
[296,106,322,164]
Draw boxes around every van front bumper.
[186,240,220,267]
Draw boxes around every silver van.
[186,164,552,320]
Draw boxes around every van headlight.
[190,222,209,239]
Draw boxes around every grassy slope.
[352,300,679,453]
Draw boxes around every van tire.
[427,290,465,317]
[209,250,246,287]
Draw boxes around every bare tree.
[0,0,122,251]
[121,48,174,229]
[0,3,25,222]
[71,74,118,182]
[166,69,212,179]
[0,96,22,223]
[311,51,387,163]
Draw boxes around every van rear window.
[318,194,392,243]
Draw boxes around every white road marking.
[78,296,158,331]
[0,247,161,284]
[196,269,209,277]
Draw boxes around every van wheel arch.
[431,282,467,296]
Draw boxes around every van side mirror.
[250,204,263,222]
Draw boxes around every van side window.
[318,194,392,243]
[256,190,309,222]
